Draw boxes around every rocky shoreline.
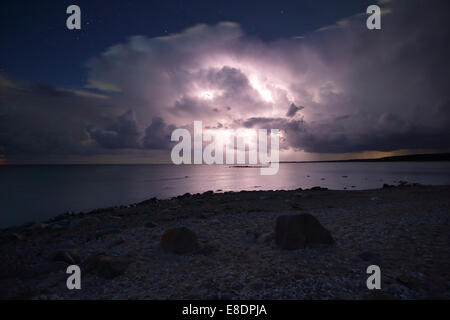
[1,184,449,300]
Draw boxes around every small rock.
[82,254,131,279]
[275,214,334,250]
[97,256,131,280]
[82,253,107,273]
[160,227,199,254]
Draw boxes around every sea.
[1,162,450,228]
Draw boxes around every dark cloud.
[286,103,304,117]
[0,76,178,160]
[0,76,120,156]
[87,112,177,151]
[81,0,449,155]
[142,117,176,150]
[1,0,449,160]
[87,110,140,149]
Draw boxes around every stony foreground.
[0,185,449,300]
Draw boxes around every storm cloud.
[1,0,449,161]
[286,104,304,117]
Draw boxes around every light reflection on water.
[1,162,450,227]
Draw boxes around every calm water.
[1,162,450,228]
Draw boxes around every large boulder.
[275,214,334,250]
[160,227,199,254]
[82,253,132,279]
[97,256,130,280]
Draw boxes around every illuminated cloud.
[0,0,449,162]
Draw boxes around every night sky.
[1,0,374,86]
[1,0,449,164]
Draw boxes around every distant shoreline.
[1,152,449,166]
[280,153,450,163]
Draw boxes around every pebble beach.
[1,184,449,300]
